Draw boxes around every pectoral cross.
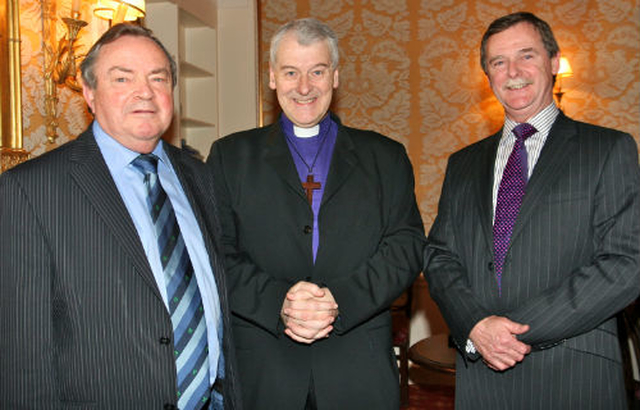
[302,174,321,204]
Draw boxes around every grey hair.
[270,18,339,69]
[80,23,177,89]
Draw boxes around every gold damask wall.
[259,0,640,228]
[20,0,105,157]
[16,0,640,229]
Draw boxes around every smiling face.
[484,22,559,123]
[82,35,174,153]
[269,32,339,128]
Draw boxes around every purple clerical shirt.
[281,114,338,263]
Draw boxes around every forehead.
[486,22,543,54]
[95,35,169,71]
[274,34,332,68]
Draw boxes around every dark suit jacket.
[207,115,425,410]
[0,127,241,409]
[425,113,640,409]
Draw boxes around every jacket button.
[164,404,177,410]
[303,225,312,234]
[487,262,494,271]
[159,337,171,345]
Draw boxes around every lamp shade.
[94,0,146,22]
[557,56,573,78]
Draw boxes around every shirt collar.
[93,121,167,172]
[503,103,560,139]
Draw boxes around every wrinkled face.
[484,22,559,123]
[269,33,339,128]
[82,35,173,153]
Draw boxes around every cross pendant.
[302,174,321,204]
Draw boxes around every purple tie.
[493,123,537,296]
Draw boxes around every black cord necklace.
[286,121,332,174]
[286,121,333,204]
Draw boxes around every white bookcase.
[146,0,218,157]
[146,0,259,158]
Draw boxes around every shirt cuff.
[465,338,477,354]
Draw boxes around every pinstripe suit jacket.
[425,113,640,409]
[0,127,241,409]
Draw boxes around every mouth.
[293,96,317,105]
[504,79,533,91]
[131,108,156,115]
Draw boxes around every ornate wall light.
[94,0,146,23]
[43,0,145,143]
[554,56,573,110]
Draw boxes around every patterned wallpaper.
[16,0,640,230]
[258,0,640,229]
[19,0,104,157]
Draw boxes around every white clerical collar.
[293,124,320,138]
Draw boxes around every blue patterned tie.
[131,154,211,409]
[493,123,537,296]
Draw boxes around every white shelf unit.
[146,1,217,157]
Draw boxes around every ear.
[332,68,339,89]
[269,63,277,91]
[551,52,560,76]
[81,79,96,113]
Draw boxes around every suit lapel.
[510,114,577,243]
[68,129,162,299]
[322,125,357,206]
[476,132,501,254]
[264,123,308,203]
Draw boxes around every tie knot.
[131,154,159,177]
[512,123,537,141]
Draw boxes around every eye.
[115,77,128,83]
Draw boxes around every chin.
[289,114,319,127]
[133,131,163,141]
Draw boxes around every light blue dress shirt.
[94,121,222,384]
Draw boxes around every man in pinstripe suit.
[425,12,640,409]
[0,24,240,408]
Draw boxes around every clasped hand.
[280,281,339,344]
[469,315,531,371]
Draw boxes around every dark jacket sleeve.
[0,170,58,406]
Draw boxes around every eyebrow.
[279,63,330,71]
[107,66,133,75]
[518,47,537,54]
[488,47,539,64]
[107,67,170,76]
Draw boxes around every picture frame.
[0,0,26,173]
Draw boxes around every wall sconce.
[94,0,146,24]
[43,0,146,144]
[554,56,573,110]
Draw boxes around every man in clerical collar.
[207,17,425,410]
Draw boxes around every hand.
[281,281,339,344]
[469,315,531,371]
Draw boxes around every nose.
[296,75,311,95]
[507,59,520,78]
[134,79,154,99]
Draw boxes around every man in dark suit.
[425,11,640,409]
[207,18,425,410]
[0,24,240,409]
